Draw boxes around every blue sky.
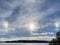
[0,0,60,40]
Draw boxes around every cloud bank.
[0,0,60,40]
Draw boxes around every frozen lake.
[0,43,49,45]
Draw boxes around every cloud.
[0,36,55,41]
[11,0,57,29]
[0,0,60,40]
[0,0,21,18]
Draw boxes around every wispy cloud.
[0,36,55,41]
[0,0,60,40]
[11,0,57,29]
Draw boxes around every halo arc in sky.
[0,20,9,32]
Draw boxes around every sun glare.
[29,23,35,30]
[27,22,38,32]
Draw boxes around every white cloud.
[32,32,54,35]
[0,0,57,29]
[0,36,55,41]
[0,0,22,18]
[5,0,47,33]
[11,0,57,30]
[0,0,59,40]
[0,0,57,34]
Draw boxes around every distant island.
[0,40,50,43]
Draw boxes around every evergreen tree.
[49,31,60,45]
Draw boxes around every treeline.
[5,40,50,43]
[49,31,60,45]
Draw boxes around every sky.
[0,0,60,41]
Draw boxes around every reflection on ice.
[0,43,49,45]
